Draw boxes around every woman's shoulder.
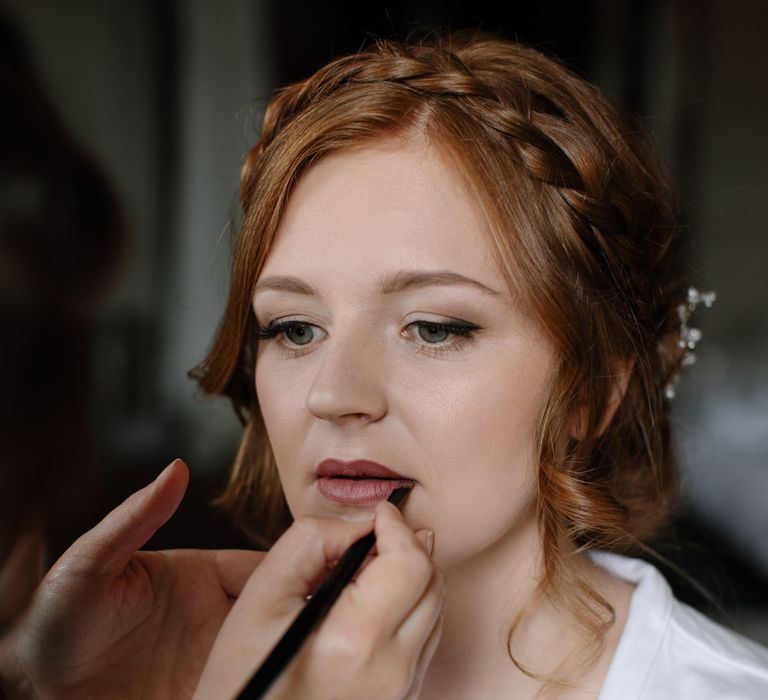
[590,551,768,700]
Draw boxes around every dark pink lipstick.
[316,459,415,505]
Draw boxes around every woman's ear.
[568,357,635,440]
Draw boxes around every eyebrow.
[253,269,503,298]
[253,276,316,296]
[381,270,502,297]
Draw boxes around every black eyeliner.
[414,320,480,336]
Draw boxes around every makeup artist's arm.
[0,460,264,700]
[194,501,444,700]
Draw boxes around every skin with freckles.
[252,137,633,699]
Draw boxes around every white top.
[592,552,768,699]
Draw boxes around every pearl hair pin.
[664,287,717,400]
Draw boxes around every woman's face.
[253,139,555,568]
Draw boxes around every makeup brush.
[235,486,413,699]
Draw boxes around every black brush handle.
[235,486,412,699]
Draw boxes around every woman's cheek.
[406,358,547,567]
[256,357,309,431]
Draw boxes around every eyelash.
[255,319,480,358]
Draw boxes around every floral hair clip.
[664,286,717,400]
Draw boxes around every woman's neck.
[417,523,634,700]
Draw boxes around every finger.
[243,513,376,607]
[331,500,434,639]
[405,600,445,700]
[64,459,189,576]
[213,549,268,598]
[350,528,430,583]
[395,565,444,648]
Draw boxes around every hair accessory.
[664,286,716,400]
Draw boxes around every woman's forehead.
[257,142,505,292]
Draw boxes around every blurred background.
[1,0,766,640]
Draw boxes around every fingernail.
[340,509,375,522]
[426,530,434,555]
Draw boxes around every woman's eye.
[417,322,451,343]
[409,320,480,346]
[284,322,314,345]
[256,320,324,347]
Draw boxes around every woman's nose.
[305,330,388,424]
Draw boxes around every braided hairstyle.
[193,30,689,675]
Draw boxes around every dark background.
[2,0,766,642]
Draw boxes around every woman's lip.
[316,476,415,505]
[316,458,409,479]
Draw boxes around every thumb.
[62,459,189,577]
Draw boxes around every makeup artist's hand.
[0,459,263,700]
[194,500,444,700]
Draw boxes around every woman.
[192,31,768,698]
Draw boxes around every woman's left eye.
[406,320,480,347]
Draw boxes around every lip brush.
[235,486,413,700]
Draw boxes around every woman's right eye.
[256,320,324,347]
